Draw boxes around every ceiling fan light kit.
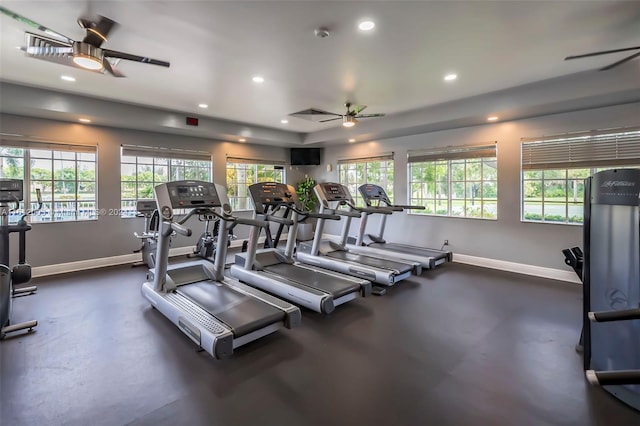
[72,43,104,70]
[342,115,356,127]
[0,6,170,77]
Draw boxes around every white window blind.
[3,139,96,153]
[227,156,285,166]
[521,128,640,170]
[121,144,211,161]
[337,152,394,164]
[408,143,496,163]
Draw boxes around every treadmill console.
[248,182,299,213]
[155,180,221,219]
[0,178,24,202]
[136,199,157,213]
[359,184,391,205]
[316,182,351,202]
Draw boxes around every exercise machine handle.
[19,188,42,222]
[588,308,640,322]
[358,206,393,215]
[392,204,425,210]
[334,209,361,218]
[586,369,640,386]
[305,212,340,221]
[264,215,294,226]
[171,222,192,237]
[290,206,340,221]
[232,217,270,229]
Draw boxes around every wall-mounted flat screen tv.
[290,148,321,165]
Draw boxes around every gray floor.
[1,260,639,426]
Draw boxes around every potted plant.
[295,176,318,241]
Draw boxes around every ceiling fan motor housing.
[72,42,104,69]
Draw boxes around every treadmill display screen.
[321,183,347,201]
[162,181,221,208]
[177,185,210,196]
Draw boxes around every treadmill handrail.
[344,201,393,215]
[171,222,192,237]
[290,206,340,221]
[334,209,361,218]
[263,214,294,226]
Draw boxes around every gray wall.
[3,101,639,270]
[313,102,640,270]
[1,113,308,266]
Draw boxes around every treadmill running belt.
[327,251,413,274]
[264,263,361,298]
[178,281,285,337]
[372,243,450,260]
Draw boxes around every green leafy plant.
[296,176,318,212]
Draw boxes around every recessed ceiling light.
[78,118,91,123]
[61,75,76,82]
[198,103,208,108]
[348,138,356,143]
[239,138,246,142]
[252,76,264,83]
[280,119,288,124]
[358,20,375,31]
[444,73,457,81]
[487,116,499,121]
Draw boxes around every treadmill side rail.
[141,282,235,359]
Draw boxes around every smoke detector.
[314,28,330,38]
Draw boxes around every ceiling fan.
[564,46,640,71]
[290,103,385,127]
[0,6,170,77]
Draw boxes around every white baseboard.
[32,236,272,278]
[33,234,579,284]
[320,233,580,284]
[452,253,581,284]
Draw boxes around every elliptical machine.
[189,208,233,262]
[0,178,41,339]
[132,200,160,268]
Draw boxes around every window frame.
[225,158,286,211]
[337,154,395,207]
[120,145,212,217]
[407,143,497,220]
[520,128,640,225]
[1,142,98,224]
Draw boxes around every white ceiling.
[1,1,639,144]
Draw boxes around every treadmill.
[297,182,421,295]
[346,183,452,269]
[141,180,301,359]
[230,182,371,314]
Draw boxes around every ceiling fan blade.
[290,108,342,121]
[0,6,73,44]
[103,49,170,67]
[565,46,640,60]
[600,51,640,71]
[351,105,367,114]
[319,117,343,123]
[354,113,385,118]
[103,59,125,77]
[80,15,117,47]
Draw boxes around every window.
[0,142,97,223]
[226,157,285,211]
[521,128,640,224]
[121,145,212,217]
[407,143,497,219]
[338,154,394,207]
